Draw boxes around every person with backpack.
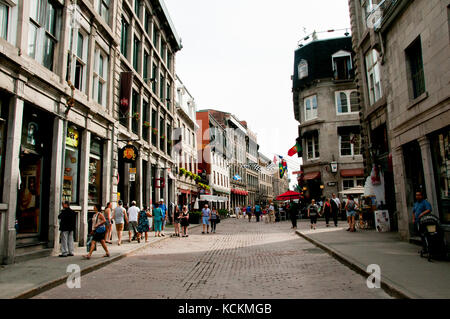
[345,195,359,232]
[307,199,320,230]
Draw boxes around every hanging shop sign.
[129,173,136,182]
[120,145,139,163]
[154,178,165,189]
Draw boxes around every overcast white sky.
[164,0,351,189]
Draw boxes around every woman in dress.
[180,205,190,237]
[83,204,110,259]
[103,202,112,244]
[137,205,152,242]
[153,203,163,237]
[210,206,218,234]
[173,205,182,237]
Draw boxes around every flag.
[279,160,287,178]
[288,143,302,157]
[273,156,278,165]
[233,174,242,181]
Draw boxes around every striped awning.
[340,168,364,177]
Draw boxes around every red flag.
[288,144,299,157]
[273,155,277,164]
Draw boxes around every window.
[133,36,140,72]
[304,95,318,121]
[68,30,87,92]
[134,0,141,19]
[153,25,159,50]
[92,48,108,106]
[142,101,149,142]
[143,51,149,83]
[121,17,129,58]
[361,0,375,30]
[88,137,103,205]
[297,59,308,79]
[144,9,151,35]
[406,37,426,99]
[0,2,8,40]
[63,126,80,204]
[132,90,139,134]
[343,177,365,190]
[151,108,157,146]
[167,51,172,72]
[332,51,352,80]
[167,123,172,155]
[166,81,171,108]
[28,0,59,70]
[339,133,361,156]
[97,0,110,23]
[152,63,157,94]
[159,117,165,151]
[306,133,319,160]
[336,90,359,114]
[365,49,382,105]
[159,73,165,100]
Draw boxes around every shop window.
[88,137,103,205]
[63,126,80,204]
[304,95,317,122]
[405,36,426,99]
[430,129,450,224]
[0,97,8,202]
[28,0,59,71]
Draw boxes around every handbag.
[94,213,106,233]
[216,215,221,223]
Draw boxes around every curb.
[12,224,202,299]
[295,230,416,299]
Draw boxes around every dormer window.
[332,50,352,80]
[298,59,308,79]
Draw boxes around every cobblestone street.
[34,219,391,299]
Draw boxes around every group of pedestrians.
[200,204,220,234]
[234,203,276,223]
[58,198,191,259]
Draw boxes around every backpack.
[347,200,355,211]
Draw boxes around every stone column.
[392,146,411,240]
[78,129,91,246]
[48,116,65,252]
[103,130,113,205]
[86,25,97,101]
[136,150,143,207]
[1,97,24,264]
[418,136,439,217]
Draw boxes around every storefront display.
[63,126,80,203]
[88,137,102,205]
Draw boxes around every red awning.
[304,171,321,180]
[276,191,302,201]
[340,168,364,177]
[180,189,191,194]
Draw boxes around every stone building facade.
[292,36,364,203]
[174,75,199,209]
[0,0,181,264]
[349,0,450,240]
[258,152,274,205]
[244,125,259,206]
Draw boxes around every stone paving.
[34,219,391,299]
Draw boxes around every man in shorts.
[202,204,211,234]
[160,199,167,236]
[308,199,319,230]
[127,201,140,242]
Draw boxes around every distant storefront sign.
[120,145,139,163]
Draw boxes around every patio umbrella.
[276,191,303,201]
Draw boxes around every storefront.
[430,127,450,226]
[16,104,54,244]
[63,126,81,204]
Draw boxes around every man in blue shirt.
[159,199,167,236]
[246,205,252,222]
[254,204,261,222]
[412,191,432,234]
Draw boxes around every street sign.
[129,167,136,174]
[129,173,136,182]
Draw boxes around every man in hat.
[159,199,168,236]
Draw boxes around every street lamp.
[330,161,338,173]
[320,185,325,190]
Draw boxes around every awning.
[199,195,229,202]
[304,171,321,180]
[340,168,365,177]
[339,186,365,195]
[180,189,191,194]
[231,189,248,196]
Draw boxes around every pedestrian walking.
[112,200,128,246]
[308,199,320,230]
[153,203,164,237]
[160,199,168,236]
[137,205,151,243]
[235,206,241,219]
[289,201,298,229]
[255,204,262,222]
[210,206,219,233]
[58,201,76,257]
[83,204,110,259]
[202,204,211,234]
[127,201,140,242]
[331,193,340,227]
[246,205,252,222]
[323,198,332,227]
[172,205,182,237]
[269,203,275,223]
[103,202,113,244]
[345,195,359,232]
[180,205,190,237]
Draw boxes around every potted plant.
[186,171,193,178]
[179,167,187,176]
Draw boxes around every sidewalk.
[295,220,450,299]
[0,225,200,299]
